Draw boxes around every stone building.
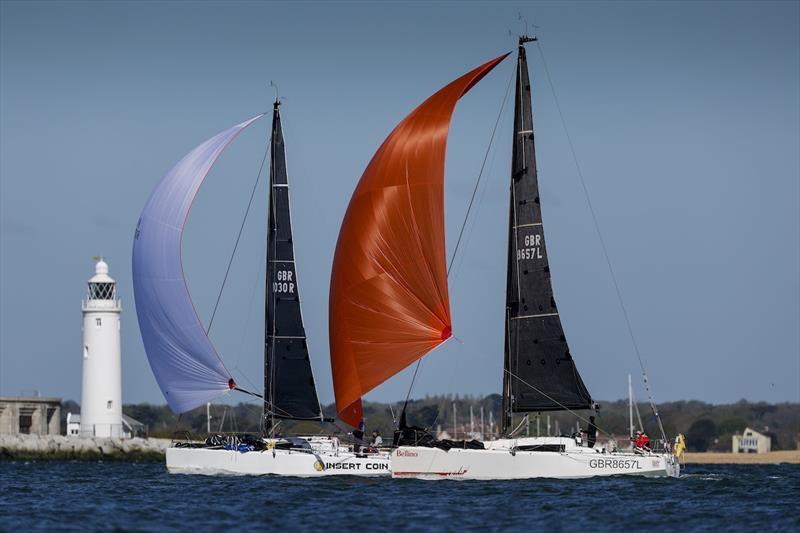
[0,397,61,435]
[732,427,771,454]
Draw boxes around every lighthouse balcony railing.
[82,299,121,311]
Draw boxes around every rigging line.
[447,63,516,276]
[631,388,645,434]
[535,41,667,443]
[508,414,529,437]
[226,399,266,422]
[232,236,266,371]
[225,372,265,422]
[229,223,267,403]
[263,399,301,419]
[232,366,261,396]
[400,353,424,413]
[634,398,645,434]
[400,64,517,416]
[206,134,271,336]
[504,368,613,438]
[218,408,226,432]
[241,405,270,434]
[449,164,487,281]
[450,103,507,282]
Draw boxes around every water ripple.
[0,461,797,531]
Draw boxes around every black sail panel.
[264,102,323,421]
[503,44,592,423]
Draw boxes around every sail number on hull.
[517,233,543,261]
[588,458,643,470]
[273,270,295,294]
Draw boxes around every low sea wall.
[0,434,170,461]
[5,435,798,465]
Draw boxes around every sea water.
[1,461,797,531]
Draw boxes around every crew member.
[633,430,651,454]
[353,420,365,453]
[639,431,651,452]
[586,416,598,448]
[371,430,383,447]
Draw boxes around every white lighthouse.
[80,258,123,437]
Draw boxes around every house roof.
[741,427,770,439]
[122,414,145,428]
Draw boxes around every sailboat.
[133,99,389,476]
[329,38,680,479]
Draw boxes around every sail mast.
[264,100,279,432]
[263,100,323,431]
[501,36,593,435]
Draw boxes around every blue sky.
[1,1,798,407]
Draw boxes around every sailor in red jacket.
[633,430,651,453]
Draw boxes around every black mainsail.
[502,38,593,433]
[264,101,323,426]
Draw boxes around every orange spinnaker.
[329,53,510,427]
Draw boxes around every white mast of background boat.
[629,374,634,440]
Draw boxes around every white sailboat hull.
[166,437,391,477]
[391,437,679,480]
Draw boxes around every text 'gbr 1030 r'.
[273,270,295,294]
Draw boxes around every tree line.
[61,396,798,452]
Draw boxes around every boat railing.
[171,431,205,448]
[627,439,672,456]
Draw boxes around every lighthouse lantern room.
[80,257,123,437]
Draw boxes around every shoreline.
[0,434,168,461]
[682,451,799,464]
[3,435,798,465]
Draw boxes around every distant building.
[122,414,146,438]
[66,412,81,436]
[66,412,146,438]
[732,427,771,454]
[0,397,61,435]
